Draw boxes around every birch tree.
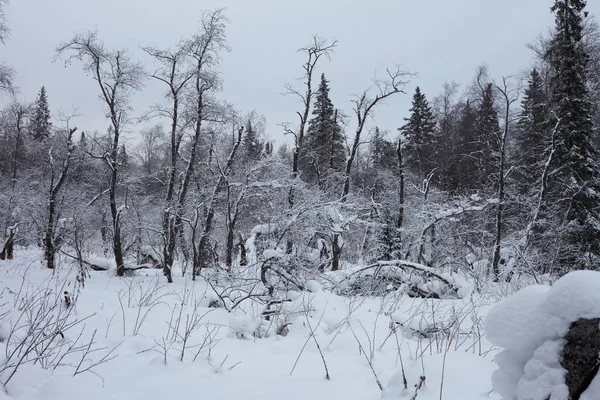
[56,31,144,276]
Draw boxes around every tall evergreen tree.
[432,82,460,191]
[475,83,501,185]
[513,68,549,192]
[242,118,263,161]
[299,73,346,186]
[546,0,600,269]
[400,87,437,175]
[370,127,396,170]
[450,100,478,191]
[30,86,51,141]
[118,143,129,168]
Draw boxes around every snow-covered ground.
[0,249,502,400]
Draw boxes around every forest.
[1,1,600,399]
[1,1,599,284]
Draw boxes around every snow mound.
[485,270,600,400]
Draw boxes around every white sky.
[3,0,599,147]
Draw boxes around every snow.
[0,249,511,400]
[485,270,600,400]
[87,257,115,271]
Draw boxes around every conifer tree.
[299,73,346,186]
[31,86,51,141]
[242,118,263,161]
[450,100,478,191]
[400,87,437,175]
[513,68,548,192]
[118,143,129,168]
[370,127,396,170]
[476,83,501,185]
[546,0,600,269]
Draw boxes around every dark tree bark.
[331,232,342,271]
[44,127,77,269]
[225,185,244,270]
[396,136,405,232]
[561,318,600,400]
[238,232,247,266]
[0,224,16,260]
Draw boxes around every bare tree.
[44,113,78,269]
[2,103,28,259]
[194,125,244,277]
[143,41,195,281]
[490,77,520,281]
[0,0,14,95]
[283,35,336,252]
[135,124,166,172]
[224,183,245,270]
[173,9,229,273]
[55,31,144,276]
[341,67,411,202]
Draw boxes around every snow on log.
[485,270,600,400]
[334,260,463,299]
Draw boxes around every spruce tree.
[299,73,346,186]
[400,87,437,175]
[451,101,478,191]
[513,68,548,192]
[370,127,396,170]
[242,119,263,161]
[31,86,51,141]
[475,83,501,186]
[547,0,600,269]
[118,143,129,168]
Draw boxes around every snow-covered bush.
[485,270,600,400]
[333,261,463,299]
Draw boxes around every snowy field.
[1,249,513,400]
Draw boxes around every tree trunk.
[397,137,405,233]
[225,221,234,269]
[162,94,180,279]
[331,233,341,271]
[238,232,247,266]
[491,82,512,281]
[44,198,56,269]
[44,128,76,270]
[110,127,125,277]
[194,127,244,276]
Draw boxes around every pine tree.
[242,118,263,161]
[400,87,437,175]
[299,73,346,186]
[370,127,396,170]
[475,83,501,185]
[30,86,51,141]
[513,68,549,192]
[118,143,129,168]
[450,101,478,191]
[546,0,600,270]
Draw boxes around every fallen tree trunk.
[337,259,461,298]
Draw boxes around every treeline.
[1,1,599,282]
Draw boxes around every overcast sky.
[3,0,600,148]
